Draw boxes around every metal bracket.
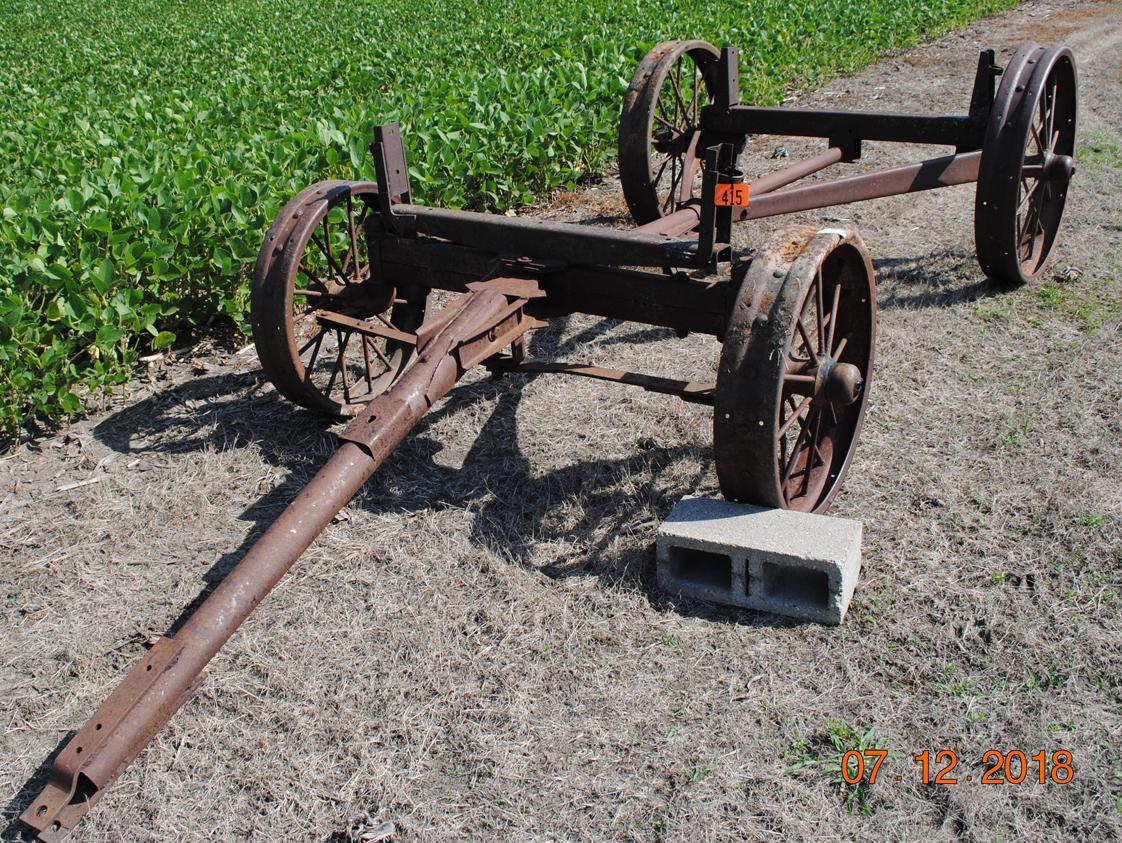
[454,297,540,370]
[829,134,862,162]
[960,48,1001,151]
[713,46,740,109]
[686,142,739,269]
[316,310,419,346]
[370,123,416,232]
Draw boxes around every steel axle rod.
[749,146,846,196]
[738,150,982,220]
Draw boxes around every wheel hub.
[1043,152,1076,184]
[815,354,864,407]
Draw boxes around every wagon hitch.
[17,287,535,842]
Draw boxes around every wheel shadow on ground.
[873,249,1005,310]
[88,315,789,634]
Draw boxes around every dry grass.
[3,1,1121,840]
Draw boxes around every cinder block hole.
[667,546,732,591]
[760,562,829,609]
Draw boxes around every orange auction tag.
[714,183,750,207]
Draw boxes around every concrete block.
[656,496,862,624]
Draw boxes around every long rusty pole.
[739,150,982,220]
[749,146,845,196]
[21,289,520,842]
[639,147,975,237]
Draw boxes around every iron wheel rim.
[975,45,1077,285]
[715,228,876,513]
[619,40,720,225]
[251,181,426,415]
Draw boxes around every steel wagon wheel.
[714,228,876,513]
[251,180,427,415]
[619,39,720,225]
[975,43,1077,286]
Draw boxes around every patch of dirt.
[3,1,1121,841]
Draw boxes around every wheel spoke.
[690,63,699,124]
[372,310,397,330]
[347,194,364,285]
[296,325,327,356]
[1043,77,1056,146]
[670,59,688,130]
[832,336,848,360]
[297,264,328,291]
[324,218,344,286]
[778,395,812,438]
[1018,177,1041,211]
[338,332,353,403]
[784,373,816,388]
[802,409,823,497]
[367,335,393,369]
[325,331,345,395]
[781,411,813,494]
[663,155,680,212]
[826,283,841,354]
[814,268,825,349]
[311,230,349,286]
[655,95,676,133]
[1029,121,1045,158]
[304,329,326,378]
[361,335,374,392]
[1018,184,1044,253]
[813,437,828,470]
[796,318,816,358]
[1018,198,1043,261]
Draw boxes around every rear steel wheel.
[975,44,1077,285]
[619,40,720,225]
[714,228,876,513]
[251,180,426,415]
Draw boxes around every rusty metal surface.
[20,440,377,840]
[20,289,531,842]
[387,203,705,268]
[738,150,982,220]
[316,310,420,346]
[702,104,985,149]
[490,359,715,405]
[373,236,733,337]
[973,44,1077,285]
[250,180,426,415]
[714,227,876,512]
[618,40,721,224]
[338,288,527,452]
[749,147,846,196]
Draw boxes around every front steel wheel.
[619,40,720,225]
[251,180,427,415]
[975,44,1078,285]
[714,228,876,513]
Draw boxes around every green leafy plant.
[0,0,1018,437]
[788,722,893,814]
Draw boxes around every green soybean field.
[0,0,1016,437]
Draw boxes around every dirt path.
[3,1,1121,840]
